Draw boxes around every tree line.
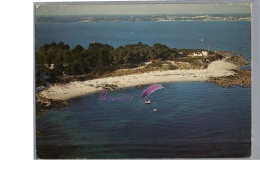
[36,42,179,77]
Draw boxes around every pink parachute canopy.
[141,84,164,99]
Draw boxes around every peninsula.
[36,42,251,116]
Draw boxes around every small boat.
[145,100,150,104]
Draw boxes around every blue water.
[35,21,251,59]
[35,21,251,159]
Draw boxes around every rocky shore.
[225,55,249,67]
[36,94,68,118]
[208,69,251,87]
[207,53,251,87]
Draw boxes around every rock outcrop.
[36,94,68,117]
[208,69,251,87]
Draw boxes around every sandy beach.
[39,60,237,100]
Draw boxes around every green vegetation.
[36,42,173,77]
[36,42,221,84]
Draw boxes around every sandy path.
[39,60,237,100]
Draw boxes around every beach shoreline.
[38,60,239,100]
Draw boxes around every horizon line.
[36,13,251,16]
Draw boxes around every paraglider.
[141,84,164,110]
[141,84,164,100]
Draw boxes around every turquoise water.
[35,21,251,159]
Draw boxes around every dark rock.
[207,69,251,87]
[136,84,144,89]
[36,94,69,118]
[101,83,118,91]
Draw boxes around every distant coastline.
[79,20,251,23]
[36,14,251,23]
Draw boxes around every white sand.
[39,60,237,100]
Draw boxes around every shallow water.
[36,82,251,159]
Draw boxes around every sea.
[35,21,251,159]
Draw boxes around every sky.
[35,3,251,16]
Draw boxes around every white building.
[202,51,208,56]
[193,52,203,56]
[193,51,208,57]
